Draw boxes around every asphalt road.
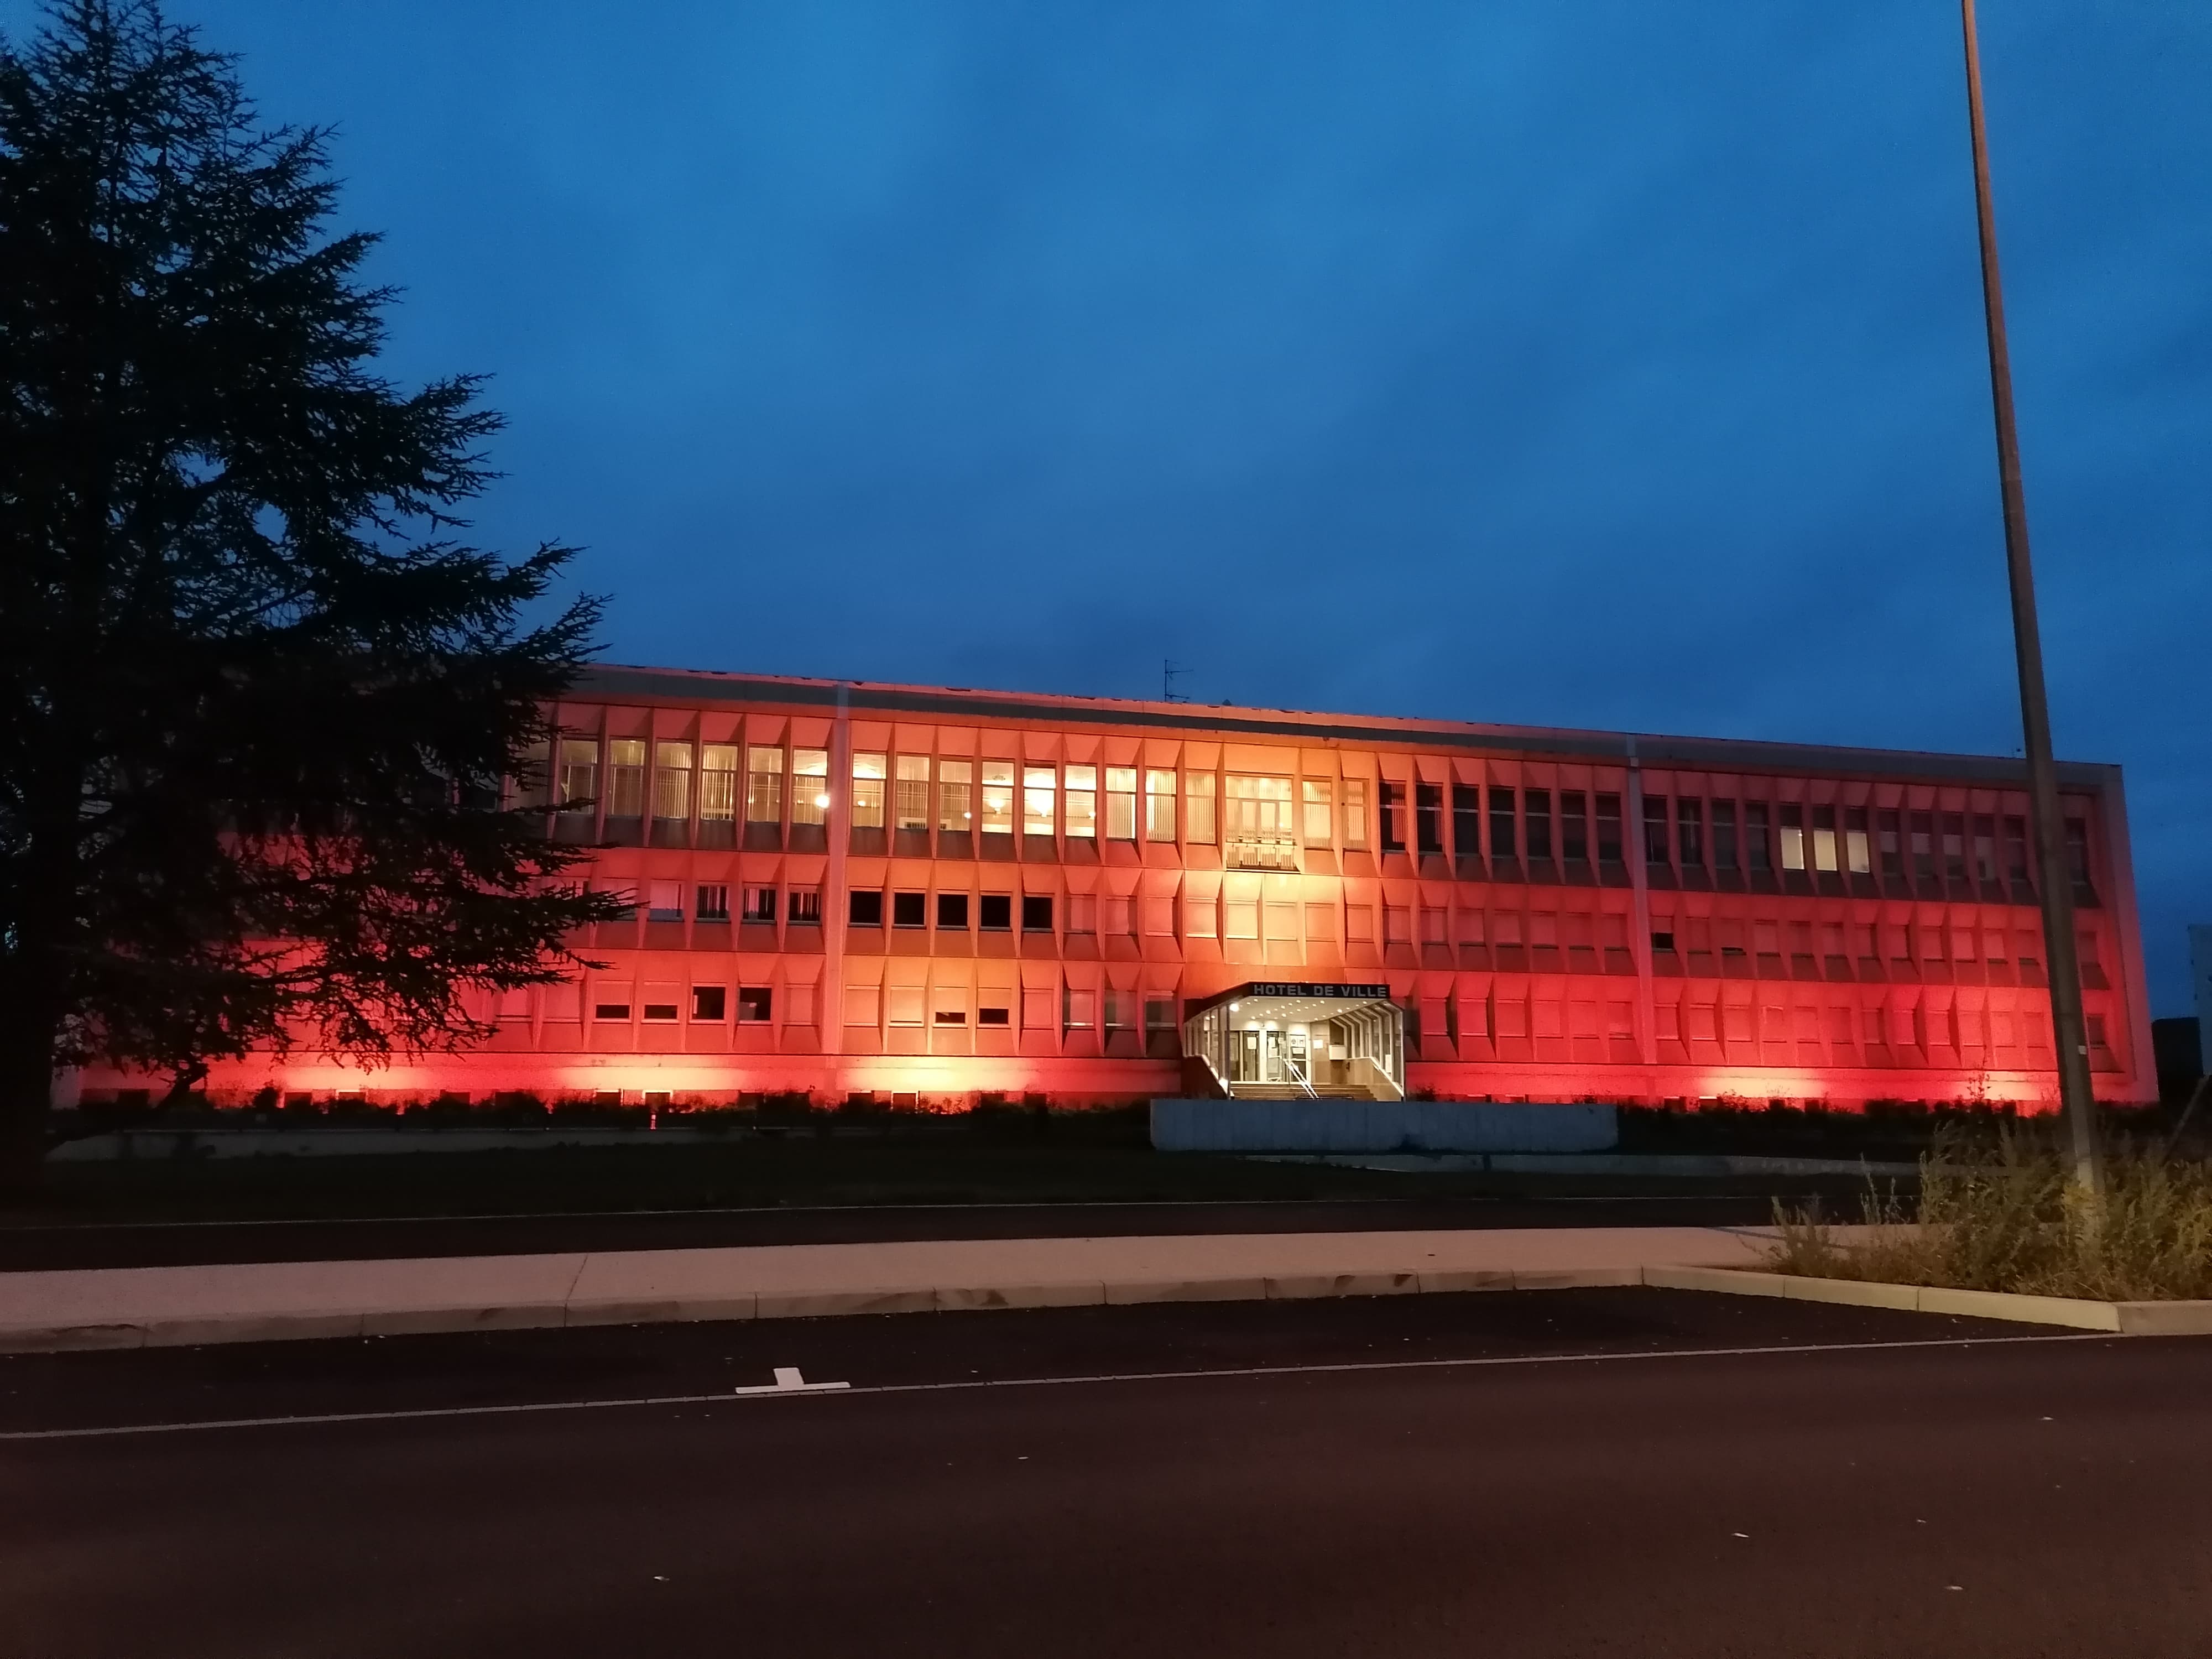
[0,1193,1807,1271]
[5,1289,2206,1657]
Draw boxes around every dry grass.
[1767,1126,2212,1302]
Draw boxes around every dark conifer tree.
[0,1,623,1191]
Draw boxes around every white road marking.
[731,1366,849,1396]
[0,1331,2114,1443]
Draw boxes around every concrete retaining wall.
[1150,1098,1617,1154]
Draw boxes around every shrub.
[1770,1125,2212,1301]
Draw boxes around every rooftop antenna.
[1162,659,1193,703]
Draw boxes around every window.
[980,761,1016,834]
[1021,894,1054,932]
[892,890,925,928]
[1344,904,1373,943]
[936,891,969,930]
[1561,790,1588,862]
[1306,901,1337,941]
[1452,785,1479,858]
[1067,894,1096,935]
[1940,813,1967,883]
[887,986,924,1027]
[648,880,683,922]
[1416,783,1444,854]
[1745,804,1772,874]
[1145,770,1177,841]
[1910,812,1936,880]
[1594,793,1622,863]
[692,985,727,1021]
[980,893,1012,931]
[852,753,886,830]
[1674,799,1702,867]
[787,888,821,926]
[1305,779,1336,846]
[1379,782,1406,853]
[741,885,777,924]
[696,883,729,921]
[1105,895,1135,937]
[1712,801,1738,872]
[1023,765,1056,836]
[846,984,880,1025]
[979,1003,1011,1027]
[1490,786,1517,860]
[1224,898,1259,939]
[1779,805,1806,872]
[642,996,679,1023]
[2064,816,2093,888]
[1105,766,1138,839]
[932,987,968,1026]
[606,739,646,817]
[592,996,631,1021]
[1185,771,1215,844]
[791,748,830,826]
[1643,795,1670,865]
[1878,809,1904,878]
[1383,906,1411,945]
[1421,907,1447,945]
[2003,816,2031,883]
[700,744,738,823]
[1651,931,1676,953]
[1525,789,1552,860]
[557,738,598,813]
[745,747,783,825]
[1021,987,1055,1029]
[937,758,972,832]
[1145,998,1175,1034]
[654,742,692,821]
[1846,808,1871,875]
[1063,987,1095,1029]
[1064,765,1097,838]
[597,881,637,921]
[515,740,552,811]
[895,755,930,831]
[1812,806,1839,873]
[849,889,883,926]
[737,987,773,1024]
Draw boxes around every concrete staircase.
[1224,1084,1376,1101]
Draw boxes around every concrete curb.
[1642,1265,2212,1335]
[0,1264,1670,1354]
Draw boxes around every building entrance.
[1184,982,1405,1099]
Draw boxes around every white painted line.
[731,1366,849,1396]
[0,1331,2109,1443]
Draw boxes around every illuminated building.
[82,666,2158,1110]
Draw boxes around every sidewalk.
[0,1225,1785,1353]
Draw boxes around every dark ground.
[0,1191,1822,1271]
[3,1288,2205,1657]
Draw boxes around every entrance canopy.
[1181,982,1405,1100]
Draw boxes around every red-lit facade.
[87,666,2157,1110]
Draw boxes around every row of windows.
[566,981,1177,1032]
[597,879,2096,971]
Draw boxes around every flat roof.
[571,664,2117,791]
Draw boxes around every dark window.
[1414,782,1443,854]
[1525,789,1552,860]
[1879,808,1905,878]
[933,1008,967,1026]
[1746,804,1772,874]
[1561,790,1588,861]
[1940,812,1968,883]
[2064,817,2093,888]
[1452,785,1481,858]
[1145,997,1175,1031]
[1489,786,1517,860]
[848,890,883,926]
[1594,794,1622,862]
[740,885,776,924]
[1712,801,1738,872]
[1379,782,1406,853]
[691,985,727,1021]
[1677,799,1703,867]
[787,888,821,925]
[1651,931,1676,953]
[891,890,925,928]
[1910,811,1936,880]
[592,1001,630,1022]
[1643,795,1671,864]
[979,893,1012,931]
[936,891,970,930]
[643,1001,679,1022]
[2003,816,2031,883]
[978,1005,1011,1027]
[696,883,730,921]
[737,987,773,1023]
[1972,816,1998,884]
[1021,894,1053,932]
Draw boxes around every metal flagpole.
[1958,0,2103,1191]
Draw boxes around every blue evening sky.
[10,3,2209,1009]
